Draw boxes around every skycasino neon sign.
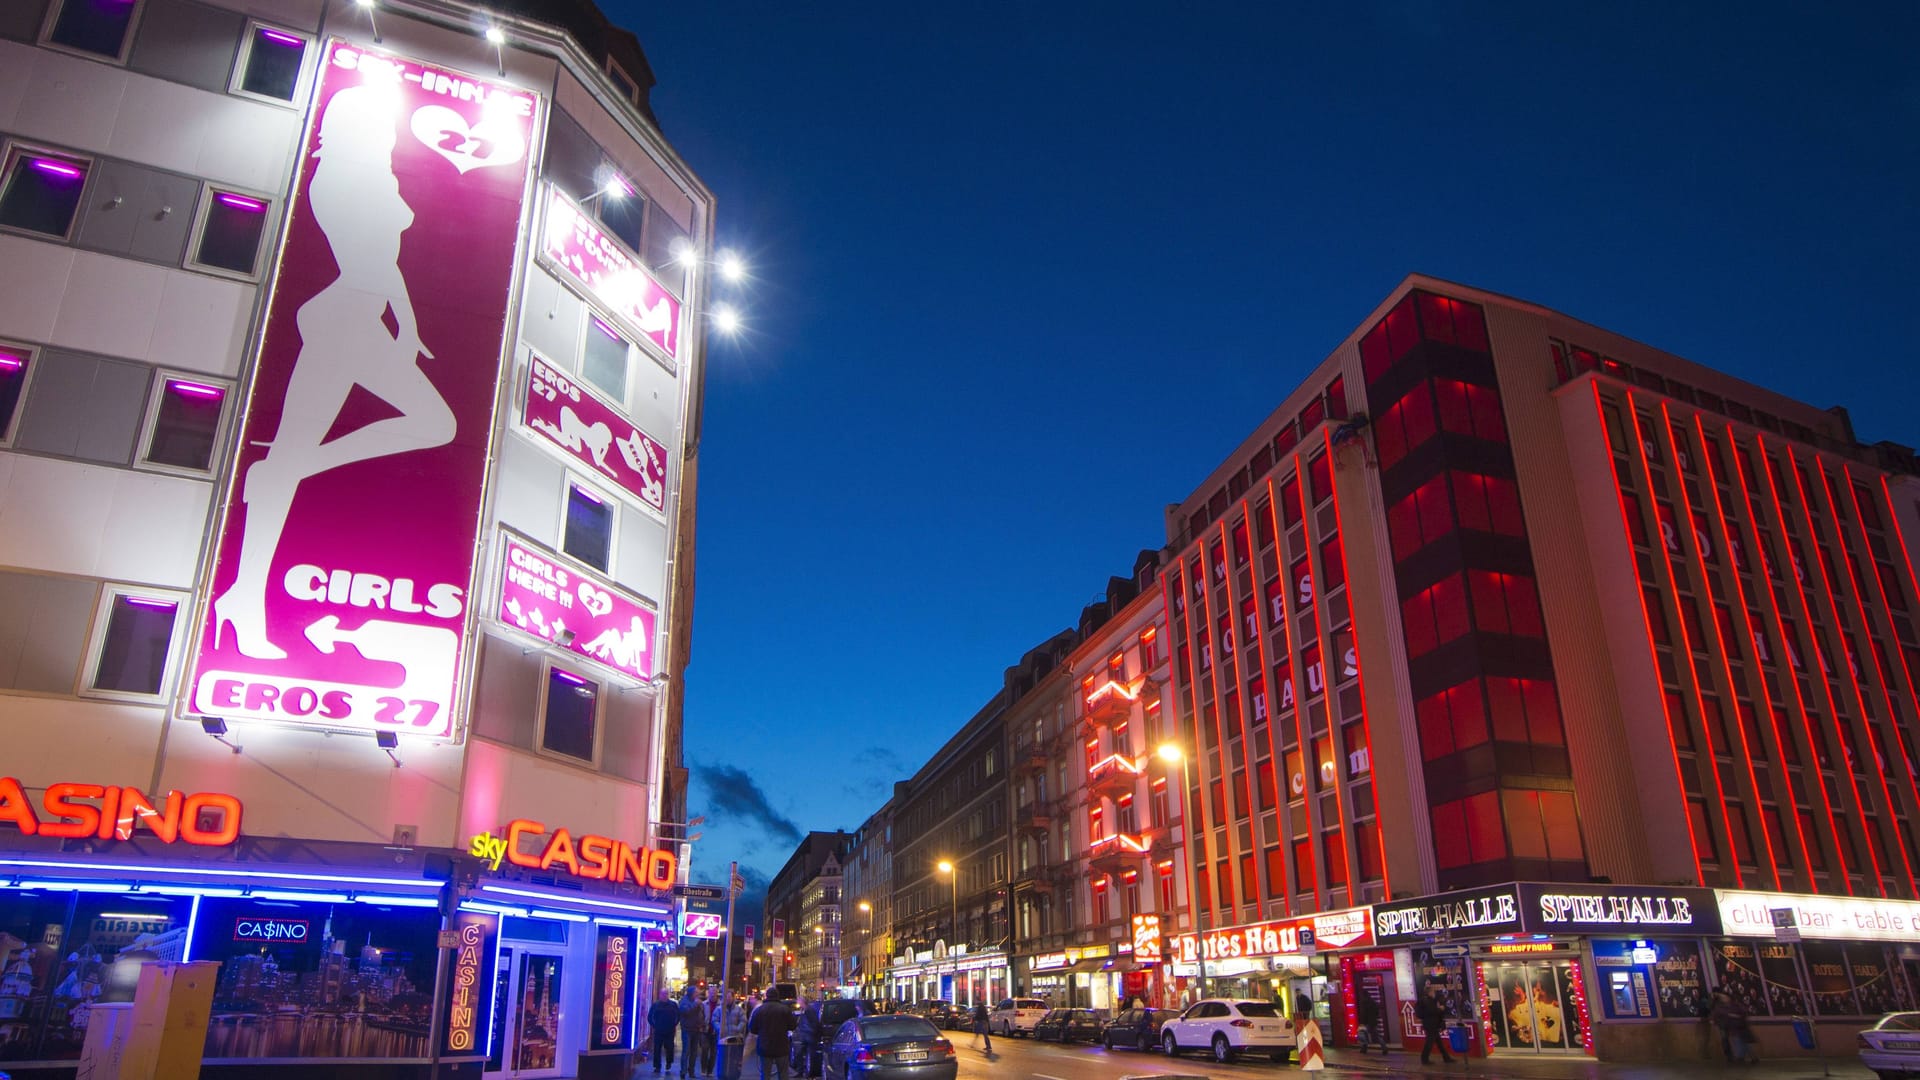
[468,819,676,889]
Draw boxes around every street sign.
[437,929,462,948]
[1770,908,1801,942]
[1428,944,1469,958]
[677,883,727,900]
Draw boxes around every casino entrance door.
[1474,951,1585,1054]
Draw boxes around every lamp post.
[856,901,872,992]
[936,860,958,947]
[1157,744,1207,999]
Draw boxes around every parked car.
[988,997,1049,1037]
[794,997,872,1077]
[1033,1008,1105,1043]
[858,998,900,1016]
[915,1000,965,1029]
[824,1014,957,1080]
[1860,1012,1920,1079]
[1101,1006,1169,1051]
[1160,998,1295,1063]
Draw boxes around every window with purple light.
[144,377,227,471]
[0,346,28,443]
[239,25,307,101]
[193,191,271,275]
[93,593,179,696]
[0,152,89,238]
[563,483,614,570]
[46,0,140,59]
[582,315,628,400]
[542,666,599,762]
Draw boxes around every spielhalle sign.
[1372,883,1721,944]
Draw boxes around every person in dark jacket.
[970,1001,991,1052]
[680,987,708,1077]
[649,990,683,1075]
[1417,991,1454,1065]
[1356,994,1383,1054]
[750,995,797,1080]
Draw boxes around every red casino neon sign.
[467,818,676,890]
[0,777,241,846]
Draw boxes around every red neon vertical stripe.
[1791,446,1911,896]
[1169,560,1217,926]
[1820,461,1920,893]
[1296,449,1354,902]
[1625,390,1739,885]
[1592,383,1704,885]
[1727,426,1852,892]
[1842,467,1920,835]
[1695,414,1816,883]
[1757,433,1872,893]
[1240,497,1292,918]
[1323,428,1391,899]
[1659,404,1777,888]
[1158,567,1198,935]
[1218,509,1267,914]
[1267,473,1325,910]
[1199,525,1244,923]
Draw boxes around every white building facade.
[0,0,713,1073]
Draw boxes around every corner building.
[0,0,715,1074]
[1163,275,1920,1059]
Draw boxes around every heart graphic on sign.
[577,582,614,618]
[410,105,526,174]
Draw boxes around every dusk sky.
[613,1,1920,918]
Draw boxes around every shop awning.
[1067,958,1112,973]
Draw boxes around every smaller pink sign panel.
[541,188,680,360]
[524,355,667,513]
[498,535,657,681]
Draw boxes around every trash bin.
[1447,1024,1470,1054]
[720,1035,744,1080]
[1791,1016,1816,1051]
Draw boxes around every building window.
[605,60,639,105]
[583,316,629,402]
[139,375,228,472]
[540,664,600,763]
[563,482,615,570]
[0,149,89,239]
[85,589,181,699]
[233,23,308,102]
[43,0,142,59]
[598,176,646,255]
[0,344,31,445]
[191,190,271,277]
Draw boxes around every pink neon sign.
[497,535,657,681]
[523,355,667,513]
[187,42,539,738]
[541,189,681,360]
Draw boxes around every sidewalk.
[1319,1045,1871,1080]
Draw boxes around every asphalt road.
[952,1030,1306,1080]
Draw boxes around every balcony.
[1086,753,1146,798]
[1013,746,1049,774]
[1016,804,1053,833]
[1087,832,1153,876]
[1082,678,1138,726]
[1014,867,1054,893]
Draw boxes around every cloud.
[840,745,910,800]
[695,763,802,845]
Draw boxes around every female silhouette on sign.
[214,82,455,659]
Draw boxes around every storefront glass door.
[1479,959,1583,1053]
[485,947,567,1078]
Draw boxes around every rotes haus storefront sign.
[1172,907,1374,964]
[188,41,541,739]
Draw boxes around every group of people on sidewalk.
[640,987,798,1080]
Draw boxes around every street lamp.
[1156,743,1208,997]
[856,901,873,991]
[936,860,958,947]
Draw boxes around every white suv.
[988,997,1049,1037]
[1161,998,1295,1063]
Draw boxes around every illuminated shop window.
[0,149,89,239]
[235,24,307,102]
[140,375,229,473]
[0,344,31,444]
[191,191,271,276]
[44,0,141,60]
[563,481,615,571]
[87,589,181,698]
[540,664,600,763]
[583,315,629,402]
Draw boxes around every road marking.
[1033,1074,1072,1079]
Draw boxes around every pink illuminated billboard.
[540,188,681,360]
[187,41,540,738]
[524,355,667,512]
[497,534,657,681]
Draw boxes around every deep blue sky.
[610,1,1920,913]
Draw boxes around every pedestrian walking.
[749,992,797,1080]
[649,989,683,1075]
[702,989,724,1076]
[679,987,708,1077]
[969,1001,992,1052]
[1693,987,1716,1061]
[1355,994,1383,1054]
[1417,990,1455,1066]
[1711,992,1759,1065]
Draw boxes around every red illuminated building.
[1161,275,1920,1058]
